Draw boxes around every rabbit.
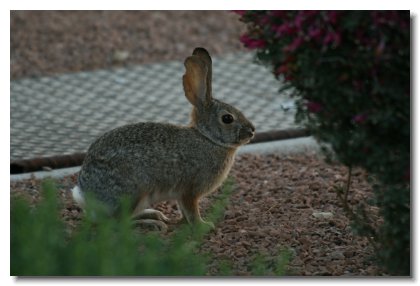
[72,47,255,230]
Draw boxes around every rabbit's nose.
[248,123,256,135]
[247,125,255,138]
[250,124,255,133]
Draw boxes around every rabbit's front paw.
[203,221,215,229]
[195,220,215,232]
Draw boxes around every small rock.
[287,247,297,258]
[330,250,345,260]
[280,101,296,111]
[312,212,334,219]
[113,50,130,62]
[344,250,355,258]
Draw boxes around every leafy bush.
[11,178,289,276]
[236,10,410,275]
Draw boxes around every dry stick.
[265,203,279,214]
[335,166,352,218]
[344,166,352,204]
[337,166,379,252]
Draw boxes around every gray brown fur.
[74,47,255,227]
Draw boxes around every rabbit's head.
[183,48,255,148]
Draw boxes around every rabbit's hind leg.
[131,195,168,231]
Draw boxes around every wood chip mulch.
[10,152,384,276]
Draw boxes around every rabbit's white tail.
[71,185,85,208]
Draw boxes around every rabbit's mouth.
[238,127,255,144]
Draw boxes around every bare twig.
[335,166,379,252]
[336,165,354,218]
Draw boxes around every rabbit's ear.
[183,56,211,108]
[193,47,212,99]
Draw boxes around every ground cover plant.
[11,178,289,276]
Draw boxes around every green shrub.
[11,178,289,276]
[236,10,410,275]
[11,180,67,275]
[251,248,292,276]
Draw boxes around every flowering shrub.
[236,11,410,275]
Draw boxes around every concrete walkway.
[11,52,300,162]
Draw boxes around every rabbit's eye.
[222,114,234,124]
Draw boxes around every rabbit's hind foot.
[132,208,170,222]
[133,219,168,232]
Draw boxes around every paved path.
[11,52,299,161]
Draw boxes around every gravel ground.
[11,11,246,79]
[10,152,382,276]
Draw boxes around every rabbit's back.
[78,122,235,212]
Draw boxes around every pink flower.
[375,38,386,57]
[240,34,267,49]
[284,37,304,52]
[327,11,339,24]
[275,64,289,75]
[269,11,287,17]
[404,167,410,182]
[306,101,323,113]
[352,80,363,91]
[273,23,297,37]
[294,13,305,29]
[308,26,323,42]
[323,31,341,47]
[231,10,247,16]
[258,15,271,26]
[284,74,294,81]
[352,113,368,124]
[301,10,318,18]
